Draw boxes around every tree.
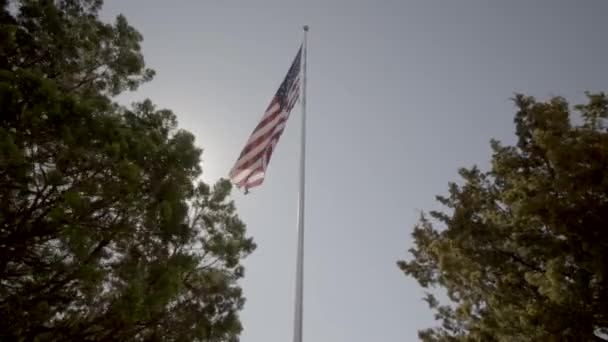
[0,1,255,341]
[398,93,608,341]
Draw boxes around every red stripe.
[288,84,300,100]
[236,116,288,163]
[233,123,287,171]
[253,98,282,132]
[235,81,299,172]
[242,79,300,156]
[250,78,299,134]
[287,84,300,110]
[244,177,264,189]
[289,80,300,93]
[287,92,300,111]
[237,167,264,188]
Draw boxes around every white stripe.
[255,75,298,123]
[286,74,300,91]
[245,75,299,142]
[287,83,300,105]
[290,74,301,89]
[245,110,287,146]
[245,170,265,184]
[289,78,300,96]
[258,101,281,123]
[231,158,263,184]
[234,121,286,169]
[287,88,300,110]
[288,84,300,101]
[288,98,298,111]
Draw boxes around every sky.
[102,1,608,341]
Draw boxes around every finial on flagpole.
[303,25,309,32]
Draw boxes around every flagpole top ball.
[303,25,309,32]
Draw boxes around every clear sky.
[103,1,608,341]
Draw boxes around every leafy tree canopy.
[0,1,255,341]
[399,93,608,341]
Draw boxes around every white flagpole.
[293,25,308,342]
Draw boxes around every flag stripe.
[251,101,282,135]
[233,122,287,171]
[234,120,288,170]
[236,78,298,159]
[240,172,265,189]
[236,166,265,187]
[238,110,287,158]
[255,74,299,122]
[232,159,263,184]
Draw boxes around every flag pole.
[293,25,308,342]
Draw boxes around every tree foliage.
[399,93,608,341]
[0,1,255,341]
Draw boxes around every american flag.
[229,46,302,193]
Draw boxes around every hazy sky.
[103,1,608,341]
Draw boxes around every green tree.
[0,1,255,341]
[399,93,608,341]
